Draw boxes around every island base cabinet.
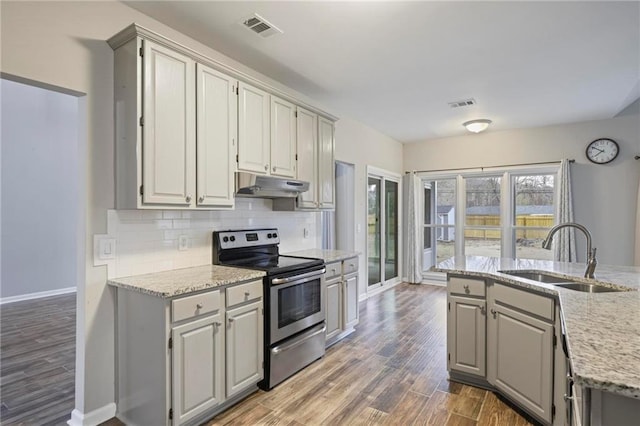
[171,314,223,425]
[226,300,264,399]
[447,295,486,378]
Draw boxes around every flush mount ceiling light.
[463,119,492,133]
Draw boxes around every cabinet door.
[491,303,554,423]
[196,64,236,208]
[325,279,342,341]
[142,39,195,206]
[296,108,318,209]
[226,300,263,398]
[238,82,270,174]
[318,117,335,209]
[172,313,223,425]
[448,295,486,378]
[343,274,359,329]
[270,96,296,178]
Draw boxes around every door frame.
[365,166,402,296]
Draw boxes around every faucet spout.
[542,222,597,278]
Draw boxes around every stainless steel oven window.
[278,279,321,328]
[270,271,326,343]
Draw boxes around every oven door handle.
[271,323,327,355]
[271,268,326,285]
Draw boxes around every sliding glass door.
[367,168,400,290]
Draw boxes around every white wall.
[0,1,404,420]
[404,114,640,266]
[1,79,79,299]
[335,117,404,297]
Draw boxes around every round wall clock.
[585,138,619,164]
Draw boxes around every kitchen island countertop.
[107,265,266,298]
[433,256,640,399]
[285,249,360,263]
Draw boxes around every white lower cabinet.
[226,301,264,398]
[172,313,223,424]
[116,280,263,426]
[325,257,360,346]
[447,275,561,426]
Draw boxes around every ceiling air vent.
[241,14,283,38]
[448,98,476,109]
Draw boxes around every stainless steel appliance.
[212,228,326,390]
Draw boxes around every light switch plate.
[94,234,116,267]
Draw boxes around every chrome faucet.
[542,222,597,278]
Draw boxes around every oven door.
[269,268,326,344]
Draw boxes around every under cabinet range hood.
[235,172,309,198]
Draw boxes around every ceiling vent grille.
[448,98,476,108]
[241,14,283,38]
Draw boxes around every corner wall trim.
[0,287,76,305]
[67,403,117,426]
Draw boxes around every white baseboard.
[0,286,76,305]
[67,403,117,426]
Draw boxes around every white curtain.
[554,159,577,262]
[635,177,640,266]
[403,173,423,283]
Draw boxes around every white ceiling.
[125,1,640,143]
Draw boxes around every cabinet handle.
[198,196,204,203]
[214,322,222,327]
[196,303,203,309]
[490,308,497,318]
[244,291,250,297]
[228,317,235,323]
[273,167,276,172]
[480,306,486,315]
[186,195,192,203]
[264,164,269,171]
[563,394,574,402]
[463,284,470,293]
[349,263,355,268]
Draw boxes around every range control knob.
[222,236,229,243]
[267,233,273,239]
[273,233,278,239]
[230,236,236,242]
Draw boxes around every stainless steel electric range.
[212,228,326,390]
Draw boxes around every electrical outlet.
[303,228,309,239]
[178,235,188,251]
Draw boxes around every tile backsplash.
[106,198,320,278]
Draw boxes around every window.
[421,167,557,270]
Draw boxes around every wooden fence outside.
[464,215,553,240]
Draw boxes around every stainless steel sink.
[499,271,571,283]
[554,282,628,293]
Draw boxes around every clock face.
[586,138,619,164]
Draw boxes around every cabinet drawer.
[342,258,358,275]
[493,282,554,321]
[449,276,486,297]
[172,290,221,323]
[226,280,263,308]
[325,261,341,280]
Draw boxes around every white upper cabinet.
[318,117,335,209]
[142,40,196,206]
[270,96,297,178]
[295,108,318,209]
[196,64,236,208]
[238,82,270,175]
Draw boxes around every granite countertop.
[433,256,640,399]
[285,249,360,263]
[107,265,266,298]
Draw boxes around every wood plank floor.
[0,293,76,425]
[206,283,533,426]
[0,284,533,425]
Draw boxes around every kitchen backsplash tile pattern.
[106,199,320,278]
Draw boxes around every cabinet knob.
[264,164,269,171]
[196,303,203,309]
[228,317,235,323]
[186,195,192,203]
[349,263,355,268]
[490,308,497,318]
[214,321,222,327]
[273,167,276,172]
[198,196,204,203]
[563,394,574,402]
[244,291,250,297]
[463,284,470,293]
[480,306,486,315]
